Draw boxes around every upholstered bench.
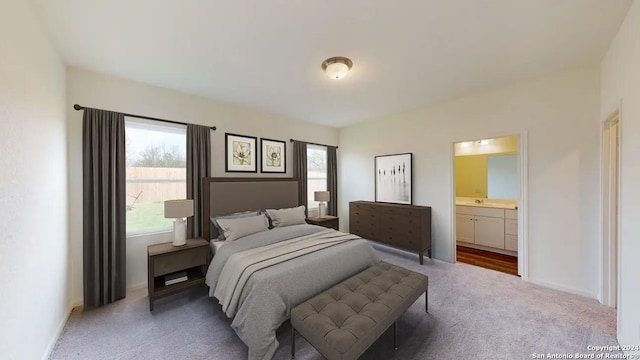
[290,261,428,360]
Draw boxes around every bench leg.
[393,321,398,350]
[291,327,296,359]
[425,288,429,313]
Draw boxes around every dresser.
[349,201,432,264]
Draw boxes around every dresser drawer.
[350,202,379,213]
[380,206,422,218]
[153,247,208,277]
[380,222,421,238]
[380,214,421,228]
[379,231,421,249]
[351,226,377,240]
[350,216,379,229]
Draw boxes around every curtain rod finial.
[73,104,82,111]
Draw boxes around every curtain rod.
[73,104,216,131]
[290,139,338,149]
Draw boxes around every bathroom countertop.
[455,201,518,210]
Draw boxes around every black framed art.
[225,133,257,173]
[260,138,286,173]
[374,153,412,204]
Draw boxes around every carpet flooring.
[50,245,619,360]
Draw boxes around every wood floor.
[456,245,518,276]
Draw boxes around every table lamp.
[314,191,330,218]
[164,199,194,246]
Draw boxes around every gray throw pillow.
[211,210,260,240]
[265,205,306,228]
[215,214,269,242]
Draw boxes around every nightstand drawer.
[153,247,208,277]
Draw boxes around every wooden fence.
[126,167,186,204]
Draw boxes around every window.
[125,119,186,235]
[307,144,328,211]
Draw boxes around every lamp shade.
[314,191,330,202]
[164,199,194,219]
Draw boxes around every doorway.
[452,134,527,277]
[601,111,620,308]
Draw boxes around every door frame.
[600,109,621,309]
[450,130,529,280]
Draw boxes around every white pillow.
[265,205,306,228]
[215,214,269,242]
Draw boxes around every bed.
[202,178,379,360]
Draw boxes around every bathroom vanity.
[456,201,518,255]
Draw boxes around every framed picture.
[260,138,286,173]
[225,133,257,172]
[375,153,412,204]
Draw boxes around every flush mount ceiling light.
[321,56,353,80]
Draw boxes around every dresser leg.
[291,327,296,358]
[419,252,424,265]
[427,249,432,258]
[393,321,398,350]
[425,288,429,313]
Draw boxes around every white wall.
[339,66,601,298]
[67,67,339,302]
[600,0,640,348]
[0,1,69,359]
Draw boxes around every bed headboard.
[202,177,300,240]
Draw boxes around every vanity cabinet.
[456,205,517,253]
[455,215,475,243]
[504,209,518,251]
[474,216,505,248]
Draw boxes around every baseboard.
[41,304,73,360]
[619,332,640,356]
[69,282,149,308]
[528,277,597,300]
[128,281,147,292]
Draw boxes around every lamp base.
[172,218,187,246]
[318,202,327,218]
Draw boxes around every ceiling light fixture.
[321,56,353,80]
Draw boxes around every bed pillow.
[265,205,306,228]
[211,210,261,240]
[215,214,269,242]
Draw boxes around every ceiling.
[31,0,632,127]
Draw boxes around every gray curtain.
[82,108,126,308]
[327,146,338,216]
[186,124,211,238]
[293,141,308,216]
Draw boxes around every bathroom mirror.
[487,154,517,199]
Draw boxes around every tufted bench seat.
[290,261,428,360]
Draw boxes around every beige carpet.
[50,245,620,360]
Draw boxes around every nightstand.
[147,238,209,311]
[306,216,339,230]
